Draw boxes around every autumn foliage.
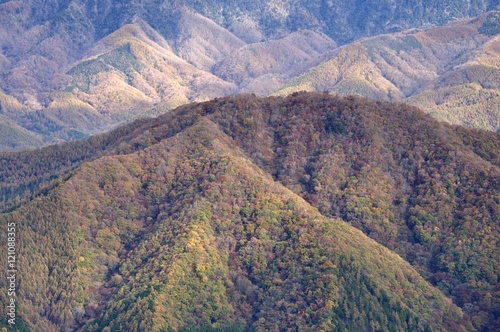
[0,92,498,331]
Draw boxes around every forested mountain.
[1,0,499,151]
[1,93,499,331]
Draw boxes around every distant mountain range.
[0,1,499,151]
[277,12,500,132]
[1,93,499,331]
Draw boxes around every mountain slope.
[1,118,465,331]
[172,9,246,71]
[1,93,499,330]
[0,117,43,151]
[66,21,237,116]
[406,12,500,131]
[213,30,337,95]
[195,93,500,330]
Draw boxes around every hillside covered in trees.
[0,92,499,331]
